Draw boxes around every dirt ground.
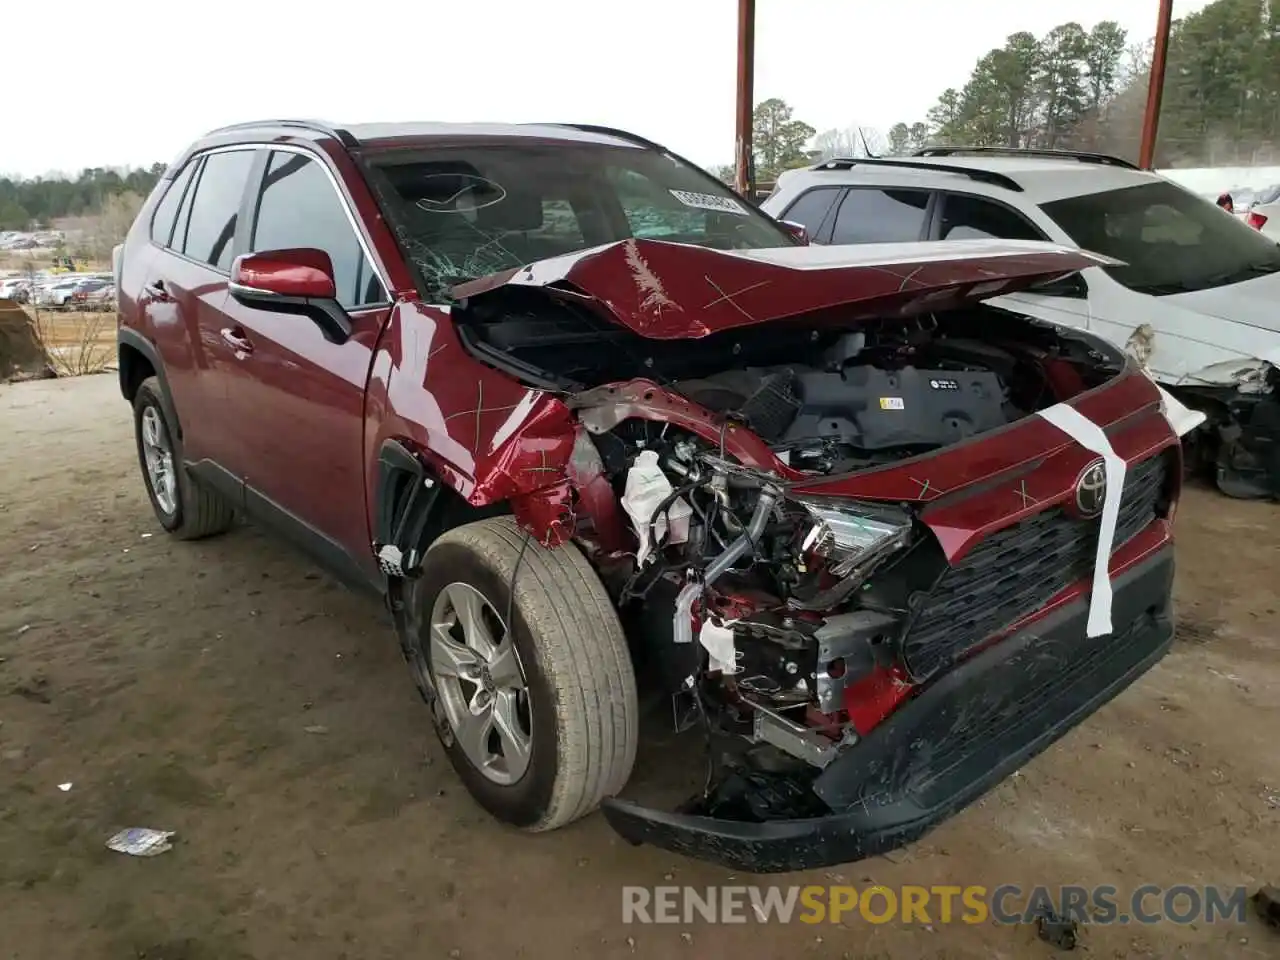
[1,374,1277,960]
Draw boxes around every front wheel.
[406,517,639,832]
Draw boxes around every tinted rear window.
[1043,180,1280,295]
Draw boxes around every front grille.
[901,454,1169,680]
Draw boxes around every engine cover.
[782,366,1008,451]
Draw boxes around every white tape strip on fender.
[1037,403,1128,637]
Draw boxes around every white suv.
[762,149,1280,499]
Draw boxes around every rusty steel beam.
[734,0,756,197]
[1139,0,1175,169]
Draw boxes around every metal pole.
[1139,0,1174,169]
[734,0,756,197]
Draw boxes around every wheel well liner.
[374,438,507,578]
[117,328,181,439]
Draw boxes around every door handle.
[144,279,171,302]
[220,327,254,354]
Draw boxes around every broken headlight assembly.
[793,497,914,582]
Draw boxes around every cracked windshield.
[367,143,792,300]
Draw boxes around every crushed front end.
[591,394,1176,872]
[450,239,1181,872]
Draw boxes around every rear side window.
[940,194,1042,241]
[150,163,196,247]
[829,188,930,244]
[250,151,385,309]
[779,187,842,239]
[182,149,256,271]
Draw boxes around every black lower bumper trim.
[601,546,1175,873]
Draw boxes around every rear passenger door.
[219,148,392,579]
[933,192,1045,242]
[142,147,257,486]
[827,188,934,244]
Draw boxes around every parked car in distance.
[68,278,115,310]
[34,278,83,307]
[762,147,1280,500]
[0,277,32,303]
[115,119,1181,872]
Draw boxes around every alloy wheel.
[428,582,533,785]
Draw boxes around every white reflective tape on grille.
[1037,403,1128,637]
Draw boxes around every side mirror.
[1031,271,1088,299]
[778,220,810,245]
[229,248,350,342]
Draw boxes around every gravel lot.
[1,374,1278,960]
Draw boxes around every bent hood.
[451,237,1115,340]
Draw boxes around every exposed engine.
[671,331,1019,474]
[456,286,1126,777]
[568,308,1120,778]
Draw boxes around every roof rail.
[912,146,1140,170]
[203,118,358,148]
[810,157,1024,192]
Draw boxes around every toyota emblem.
[1074,460,1108,518]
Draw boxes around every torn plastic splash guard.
[601,547,1174,873]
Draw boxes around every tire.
[407,517,638,832]
[132,376,235,540]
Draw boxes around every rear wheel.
[406,517,639,831]
[132,376,235,539]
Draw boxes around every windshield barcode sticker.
[669,190,749,216]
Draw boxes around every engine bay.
[457,289,1129,797]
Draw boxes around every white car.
[762,148,1280,499]
[1246,183,1280,239]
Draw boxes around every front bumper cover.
[601,547,1175,873]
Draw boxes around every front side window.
[779,187,842,241]
[1042,180,1280,295]
[182,149,256,271]
[365,143,794,300]
[829,188,931,244]
[940,194,1043,241]
[251,151,384,309]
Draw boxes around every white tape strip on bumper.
[1037,403,1128,637]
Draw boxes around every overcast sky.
[5,0,1209,178]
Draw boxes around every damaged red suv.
[115,120,1180,872]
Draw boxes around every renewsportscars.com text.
[622,884,1250,926]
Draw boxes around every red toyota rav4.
[115,119,1180,872]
